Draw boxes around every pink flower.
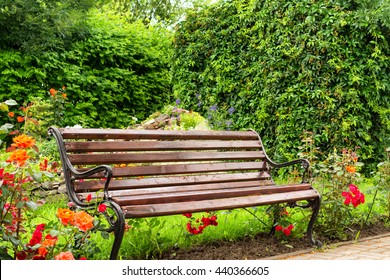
[54,251,75,260]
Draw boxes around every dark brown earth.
[162,221,390,260]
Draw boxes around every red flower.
[182,213,192,218]
[29,229,43,246]
[86,194,92,202]
[349,184,359,195]
[16,251,28,260]
[98,203,107,213]
[275,225,283,231]
[342,184,365,208]
[283,228,292,236]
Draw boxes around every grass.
[17,176,389,260]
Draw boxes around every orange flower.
[41,234,58,247]
[49,88,57,97]
[11,134,36,149]
[54,251,75,260]
[346,166,356,174]
[8,112,14,118]
[57,208,75,226]
[38,246,48,258]
[17,116,24,123]
[6,149,30,166]
[73,211,94,232]
[62,93,67,99]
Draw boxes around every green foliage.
[0,10,173,128]
[172,0,390,169]
[0,0,95,53]
[104,0,212,27]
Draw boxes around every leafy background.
[0,0,389,169]
[172,0,390,170]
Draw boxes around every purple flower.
[175,99,181,105]
[210,104,218,111]
[228,107,235,115]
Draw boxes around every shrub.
[172,0,390,170]
[0,10,173,128]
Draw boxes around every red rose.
[98,203,107,213]
[275,225,283,231]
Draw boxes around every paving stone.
[274,235,390,260]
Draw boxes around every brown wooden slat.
[77,180,273,201]
[77,161,268,178]
[74,172,272,192]
[120,189,320,218]
[110,183,312,205]
[60,128,258,140]
[68,151,265,165]
[65,140,262,152]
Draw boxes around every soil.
[162,221,390,260]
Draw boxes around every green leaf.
[26,201,38,211]
[4,99,18,106]
[100,231,110,240]
[50,229,60,237]
[31,172,43,183]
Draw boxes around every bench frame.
[49,126,321,259]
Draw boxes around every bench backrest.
[50,128,273,200]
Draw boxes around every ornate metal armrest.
[71,165,113,201]
[48,126,114,204]
[249,129,311,183]
[267,158,310,183]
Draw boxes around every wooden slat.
[65,140,262,152]
[60,128,258,140]
[120,189,320,218]
[110,183,312,205]
[74,172,272,192]
[68,151,265,165]
[77,161,268,178]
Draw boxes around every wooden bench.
[48,127,321,259]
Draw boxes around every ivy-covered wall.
[172,0,390,168]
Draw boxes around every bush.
[0,10,173,128]
[172,0,390,170]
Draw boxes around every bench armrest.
[49,126,113,206]
[267,158,310,183]
[71,165,113,202]
[249,129,311,183]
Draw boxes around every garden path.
[268,233,390,260]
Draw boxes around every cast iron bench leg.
[108,203,126,260]
[307,196,322,247]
